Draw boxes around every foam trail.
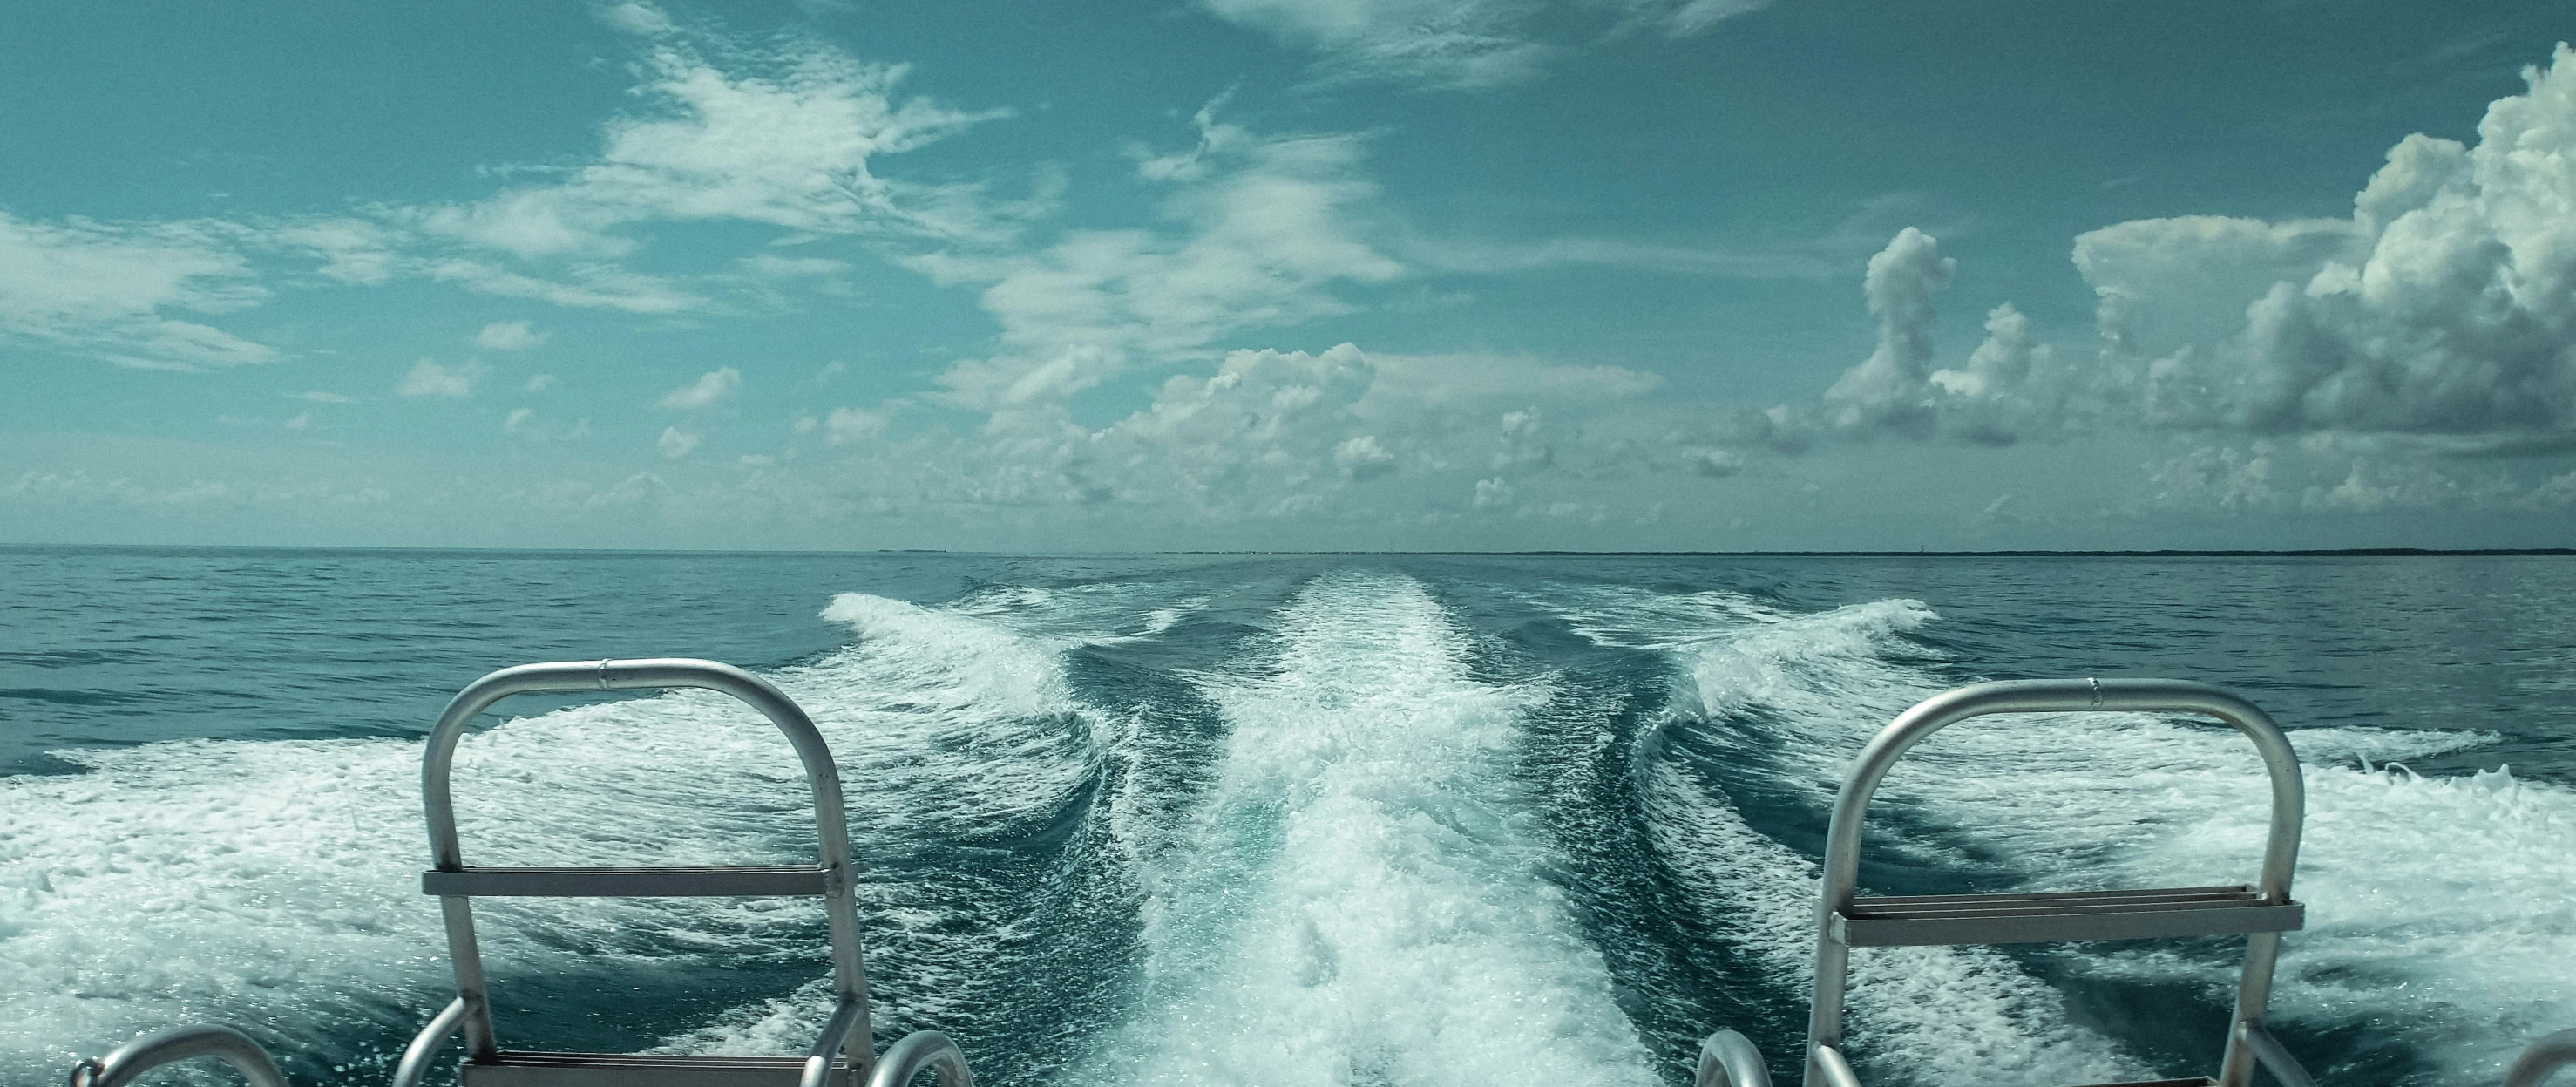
[0,586,1123,1084]
[1638,756,2145,1085]
[1571,582,2575,1084]
[1537,586,2139,1082]
[1068,570,1661,1087]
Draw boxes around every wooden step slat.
[1834,885,2302,947]
[423,865,829,899]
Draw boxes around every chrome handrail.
[68,1025,289,1087]
[2508,1030,2576,1087]
[387,997,467,1087]
[864,1031,972,1087]
[1808,1043,1862,1087]
[412,658,871,1078]
[1803,678,2304,1087]
[1695,1030,1774,1087]
[2235,1022,2317,1087]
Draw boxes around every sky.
[4,0,2575,552]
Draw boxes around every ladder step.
[1834,885,2302,947]
[2065,1080,2215,1087]
[460,1052,854,1087]
[424,866,829,898]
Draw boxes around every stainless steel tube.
[1803,679,2303,1087]
[68,1025,290,1087]
[417,658,872,1073]
[864,1031,972,1087]
[2234,1022,2316,1087]
[1696,1030,1774,1087]
[2508,1029,2576,1087]
[387,997,468,1087]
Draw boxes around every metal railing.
[1697,678,2315,1087]
[2510,1030,2576,1087]
[394,658,881,1087]
[69,1025,289,1087]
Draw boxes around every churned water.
[3,547,2573,1086]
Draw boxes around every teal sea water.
[4,547,2574,1086]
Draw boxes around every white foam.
[1567,582,2567,1084]
[1065,571,1663,1087]
[1638,756,2146,1085]
[0,588,1115,1082]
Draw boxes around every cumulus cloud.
[660,366,742,410]
[658,426,701,459]
[824,406,885,445]
[796,342,1686,521]
[1334,434,1397,479]
[0,211,275,369]
[397,357,483,398]
[1820,227,1952,437]
[473,320,547,350]
[2078,44,2576,441]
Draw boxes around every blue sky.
[4,0,2574,550]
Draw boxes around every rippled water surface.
[4,547,2573,1086]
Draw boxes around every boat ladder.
[2510,1030,2576,1087]
[388,658,969,1087]
[1696,679,2316,1087]
[69,1025,289,1087]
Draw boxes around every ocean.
[3,547,2573,1086]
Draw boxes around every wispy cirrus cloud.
[0,212,275,370]
[1196,0,1773,89]
[907,102,1401,414]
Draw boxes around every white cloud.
[283,411,310,431]
[658,426,701,459]
[660,366,742,410]
[917,106,1402,412]
[1199,0,1556,89]
[2071,44,2576,440]
[410,15,1004,261]
[1474,476,1514,509]
[1334,434,1397,479]
[291,390,354,403]
[397,357,484,398]
[0,210,275,369]
[426,259,703,314]
[824,406,885,445]
[504,405,590,441]
[525,373,559,392]
[473,320,547,350]
[1196,0,1768,89]
[597,1,678,37]
[1820,227,1953,437]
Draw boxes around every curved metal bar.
[2234,1022,2317,1087]
[799,998,871,1087]
[1808,1044,1862,1087]
[417,658,871,1062]
[68,1024,289,1087]
[388,997,468,1087]
[864,1031,971,1087]
[1696,1030,1773,1087]
[2507,1029,2576,1087]
[1803,679,2303,1087]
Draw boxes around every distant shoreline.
[4,543,2573,559]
